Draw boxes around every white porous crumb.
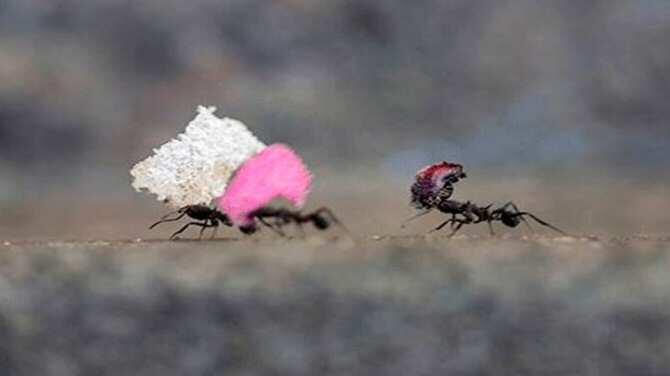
[130,106,266,208]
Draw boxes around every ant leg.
[296,223,306,237]
[199,220,216,240]
[488,221,495,236]
[258,217,286,236]
[150,211,187,229]
[448,222,465,238]
[430,218,463,233]
[210,224,219,240]
[450,214,459,229]
[170,221,215,240]
[401,210,432,228]
[516,212,567,235]
[430,219,453,232]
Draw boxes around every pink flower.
[410,161,466,209]
[217,144,312,226]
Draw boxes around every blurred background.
[1,0,669,239]
[3,3,670,374]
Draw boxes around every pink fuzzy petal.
[217,144,312,226]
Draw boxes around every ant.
[241,207,345,236]
[405,200,566,237]
[149,205,234,240]
[150,205,343,240]
[406,161,566,237]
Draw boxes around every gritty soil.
[0,235,669,375]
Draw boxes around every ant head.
[500,211,520,228]
[312,213,330,230]
[239,224,258,235]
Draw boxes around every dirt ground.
[0,178,669,375]
[0,234,669,375]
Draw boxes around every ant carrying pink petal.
[405,161,566,237]
[135,109,343,240]
[218,144,313,227]
[148,144,343,239]
[214,143,342,236]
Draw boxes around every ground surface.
[0,180,668,374]
[1,234,669,375]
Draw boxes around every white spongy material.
[131,106,266,208]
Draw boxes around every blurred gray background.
[1,0,669,238]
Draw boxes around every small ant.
[149,205,234,240]
[150,205,343,240]
[242,207,345,236]
[406,161,566,237]
[405,200,566,237]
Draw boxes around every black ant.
[149,205,234,240]
[407,161,566,237]
[150,205,343,240]
[240,207,345,236]
[405,200,566,237]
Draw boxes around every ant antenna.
[149,207,187,229]
[401,209,432,228]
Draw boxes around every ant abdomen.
[239,224,257,235]
[500,211,521,228]
[312,214,330,230]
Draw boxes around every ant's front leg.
[257,216,286,236]
[450,214,461,229]
[430,218,467,234]
[430,219,452,232]
[295,222,307,237]
[200,219,221,240]
[198,219,210,239]
[448,221,465,237]
[209,220,219,240]
[170,221,216,240]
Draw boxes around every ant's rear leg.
[449,214,460,229]
[487,220,495,236]
[170,221,216,240]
